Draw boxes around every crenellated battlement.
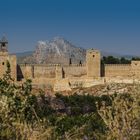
[104,64,132,77]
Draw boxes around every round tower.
[86,49,101,78]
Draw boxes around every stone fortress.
[0,36,140,91]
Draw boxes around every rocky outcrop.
[33,37,86,64]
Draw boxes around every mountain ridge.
[15,37,138,64]
[33,37,86,64]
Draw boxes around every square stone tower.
[0,36,17,81]
[86,49,101,78]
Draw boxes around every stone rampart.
[8,55,17,81]
[105,64,132,77]
[63,65,86,78]
[18,64,87,80]
[18,64,56,79]
[3,46,140,91]
[0,54,17,81]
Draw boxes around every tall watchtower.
[86,49,101,78]
[0,36,17,81]
[0,36,9,78]
[0,36,8,53]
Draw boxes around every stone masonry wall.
[0,53,9,78]
[86,49,100,78]
[18,64,86,80]
[0,53,17,81]
[18,64,56,79]
[63,65,87,78]
[8,55,17,81]
[105,64,132,77]
[34,65,56,78]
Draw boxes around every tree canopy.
[102,56,131,64]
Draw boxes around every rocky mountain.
[16,37,137,64]
[33,37,86,64]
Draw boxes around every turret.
[86,49,101,78]
[0,35,17,81]
[0,36,8,52]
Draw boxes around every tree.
[0,61,41,139]
[132,57,140,61]
[120,57,130,64]
[102,56,131,64]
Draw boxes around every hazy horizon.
[0,0,140,55]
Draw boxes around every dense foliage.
[102,56,131,64]
[102,55,140,64]
[132,57,140,61]
[0,61,140,139]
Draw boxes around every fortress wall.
[0,54,9,78]
[105,64,132,77]
[63,66,87,78]
[0,54,17,81]
[18,64,86,80]
[18,65,33,79]
[18,64,56,79]
[33,65,56,78]
[8,55,17,81]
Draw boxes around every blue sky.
[0,0,140,55]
